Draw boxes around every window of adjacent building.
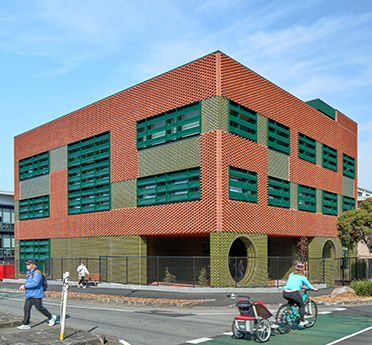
[322,144,337,171]
[343,153,355,179]
[19,196,50,220]
[322,190,338,215]
[67,132,110,215]
[2,208,11,223]
[19,151,49,181]
[137,168,200,206]
[19,239,50,273]
[267,119,290,155]
[298,184,316,212]
[298,133,316,164]
[137,102,201,150]
[342,196,355,212]
[268,176,290,208]
[228,101,257,142]
[229,167,257,203]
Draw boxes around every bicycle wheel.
[276,304,293,334]
[232,320,245,339]
[255,318,271,343]
[304,300,317,328]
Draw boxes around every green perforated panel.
[201,96,228,133]
[342,176,354,198]
[111,179,137,209]
[316,141,322,166]
[257,114,267,146]
[50,146,67,172]
[290,182,298,209]
[267,149,289,180]
[20,175,50,200]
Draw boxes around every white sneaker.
[77,284,81,288]
[48,315,56,326]
[271,324,279,329]
[17,324,31,330]
[299,320,308,326]
[83,286,87,289]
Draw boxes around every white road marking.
[318,311,332,314]
[186,338,213,344]
[326,325,372,345]
[333,308,347,311]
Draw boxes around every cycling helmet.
[295,262,305,271]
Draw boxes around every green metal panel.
[201,96,228,133]
[342,195,355,212]
[228,100,257,142]
[322,144,338,172]
[298,184,316,212]
[19,195,50,220]
[343,176,354,198]
[306,99,335,120]
[267,119,290,155]
[111,179,137,209]
[267,149,289,180]
[19,239,50,273]
[50,145,67,172]
[322,190,338,215]
[290,182,298,209]
[268,176,290,208]
[20,174,50,200]
[343,153,355,179]
[138,136,200,177]
[228,166,257,203]
[19,151,50,181]
[257,114,267,146]
[298,133,316,164]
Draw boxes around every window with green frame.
[322,190,338,215]
[19,195,50,220]
[268,176,290,208]
[298,133,316,164]
[322,144,337,171]
[137,102,201,149]
[67,132,110,214]
[298,184,316,212]
[137,168,200,206]
[229,167,257,203]
[343,153,355,179]
[19,151,49,181]
[342,196,355,212]
[19,239,50,273]
[228,101,257,142]
[267,119,290,154]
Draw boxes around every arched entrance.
[322,240,336,258]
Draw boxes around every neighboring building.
[14,51,357,285]
[357,186,372,208]
[0,191,15,259]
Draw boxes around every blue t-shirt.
[284,273,315,290]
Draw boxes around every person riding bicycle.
[283,262,318,326]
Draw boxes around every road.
[1,291,372,345]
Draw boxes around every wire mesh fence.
[7,256,372,288]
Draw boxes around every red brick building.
[14,51,357,286]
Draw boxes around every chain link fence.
[8,256,372,288]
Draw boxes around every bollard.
[60,272,69,340]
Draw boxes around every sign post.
[60,272,69,340]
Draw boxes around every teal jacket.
[24,267,44,299]
[284,273,315,291]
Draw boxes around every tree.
[337,197,372,253]
[296,236,309,262]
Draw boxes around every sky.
[1,0,372,192]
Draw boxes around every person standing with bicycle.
[283,262,318,326]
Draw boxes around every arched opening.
[322,240,336,258]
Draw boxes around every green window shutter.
[19,239,50,273]
[298,133,316,164]
[137,168,200,206]
[298,184,316,212]
[322,190,338,215]
[343,153,355,179]
[228,101,257,142]
[267,119,290,155]
[322,144,338,171]
[67,132,111,214]
[342,196,355,212]
[228,167,257,203]
[268,176,290,208]
[19,195,50,220]
[19,151,50,181]
[137,102,201,149]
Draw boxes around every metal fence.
[7,256,372,288]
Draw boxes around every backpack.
[35,270,48,291]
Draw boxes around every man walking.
[77,261,89,288]
[17,260,56,330]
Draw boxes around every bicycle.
[228,294,272,343]
[276,288,318,334]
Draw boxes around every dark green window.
[268,177,290,208]
[229,167,257,203]
[298,185,316,212]
[228,101,257,142]
[343,153,355,179]
[267,119,290,155]
[137,102,201,149]
[137,168,200,206]
[19,196,50,220]
[19,239,50,273]
[322,190,338,215]
[342,196,355,212]
[322,144,337,171]
[298,133,316,164]
[67,132,110,214]
[19,151,49,181]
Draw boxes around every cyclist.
[283,262,318,326]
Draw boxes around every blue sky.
[1,0,372,192]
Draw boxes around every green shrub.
[350,279,372,296]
